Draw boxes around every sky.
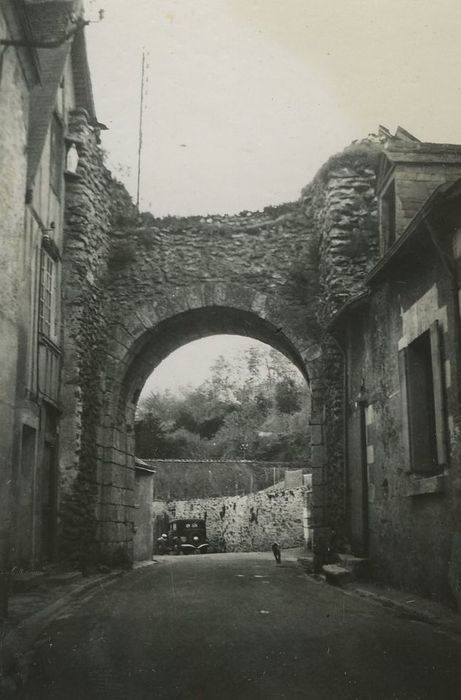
[139,334,297,398]
[85,0,461,392]
[139,335,259,398]
[86,0,461,217]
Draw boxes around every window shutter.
[398,347,412,470]
[430,321,447,466]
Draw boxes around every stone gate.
[59,108,380,566]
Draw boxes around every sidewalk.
[0,562,154,690]
[296,549,461,640]
[343,580,461,639]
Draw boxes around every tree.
[274,377,301,414]
[135,342,311,463]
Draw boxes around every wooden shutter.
[398,347,412,471]
[430,321,447,466]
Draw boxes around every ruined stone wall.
[105,202,318,349]
[60,127,381,564]
[60,108,137,563]
[170,482,309,552]
[300,143,380,539]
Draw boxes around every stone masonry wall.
[60,108,137,564]
[299,142,380,541]
[170,482,309,552]
[0,6,33,571]
[60,126,381,564]
[105,202,319,352]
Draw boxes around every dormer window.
[380,179,396,252]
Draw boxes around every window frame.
[380,179,396,252]
[39,249,60,344]
[399,320,447,475]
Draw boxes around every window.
[50,114,64,197]
[39,250,58,341]
[399,322,447,474]
[380,180,396,251]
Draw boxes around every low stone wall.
[169,483,310,552]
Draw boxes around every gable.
[25,0,96,189]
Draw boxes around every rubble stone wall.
[300,144,380,535]
[60,108,137,563]
[170,483,309,552]
[60,110,380,564]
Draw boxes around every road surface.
[19,553,461,699]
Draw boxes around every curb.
[298,560,461,639]
[0,569,126,682]
[342,585,461,639]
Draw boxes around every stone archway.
[60,109,379,567]
[93,284,327,565]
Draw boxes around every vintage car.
[168,519,209,555]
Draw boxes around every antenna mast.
[136,49,146,211]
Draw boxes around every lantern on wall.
[65,142,79,174]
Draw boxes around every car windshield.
[172,521,206,534]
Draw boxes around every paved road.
[19,553,461,699]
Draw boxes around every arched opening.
[92,303,327,566]
[133,333,312,559]
[117,306,310,428]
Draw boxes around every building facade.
[2,7,461,611]
[0,0,40,585]
[0,0,96,572]
[331,128,461,606]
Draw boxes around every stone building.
[58,140,379,569]
[330,127,461,605]
[133,458,155,562]
[0,0,40,590]
[2,5,461,611]
[0,0,97,573]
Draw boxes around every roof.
[366,178,461,285]
[27,42,71,187]
[328,175,461,326]
[25,0,96,188]
[377,126,461,193]
[70,27,96,120]
[25,1,81,45]
[135,457,156,474]
[327,292,371,334]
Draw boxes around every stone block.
[322,564,352,586]
[311,446,324,469]
[310,424,323,446]
[405,474,446,497]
